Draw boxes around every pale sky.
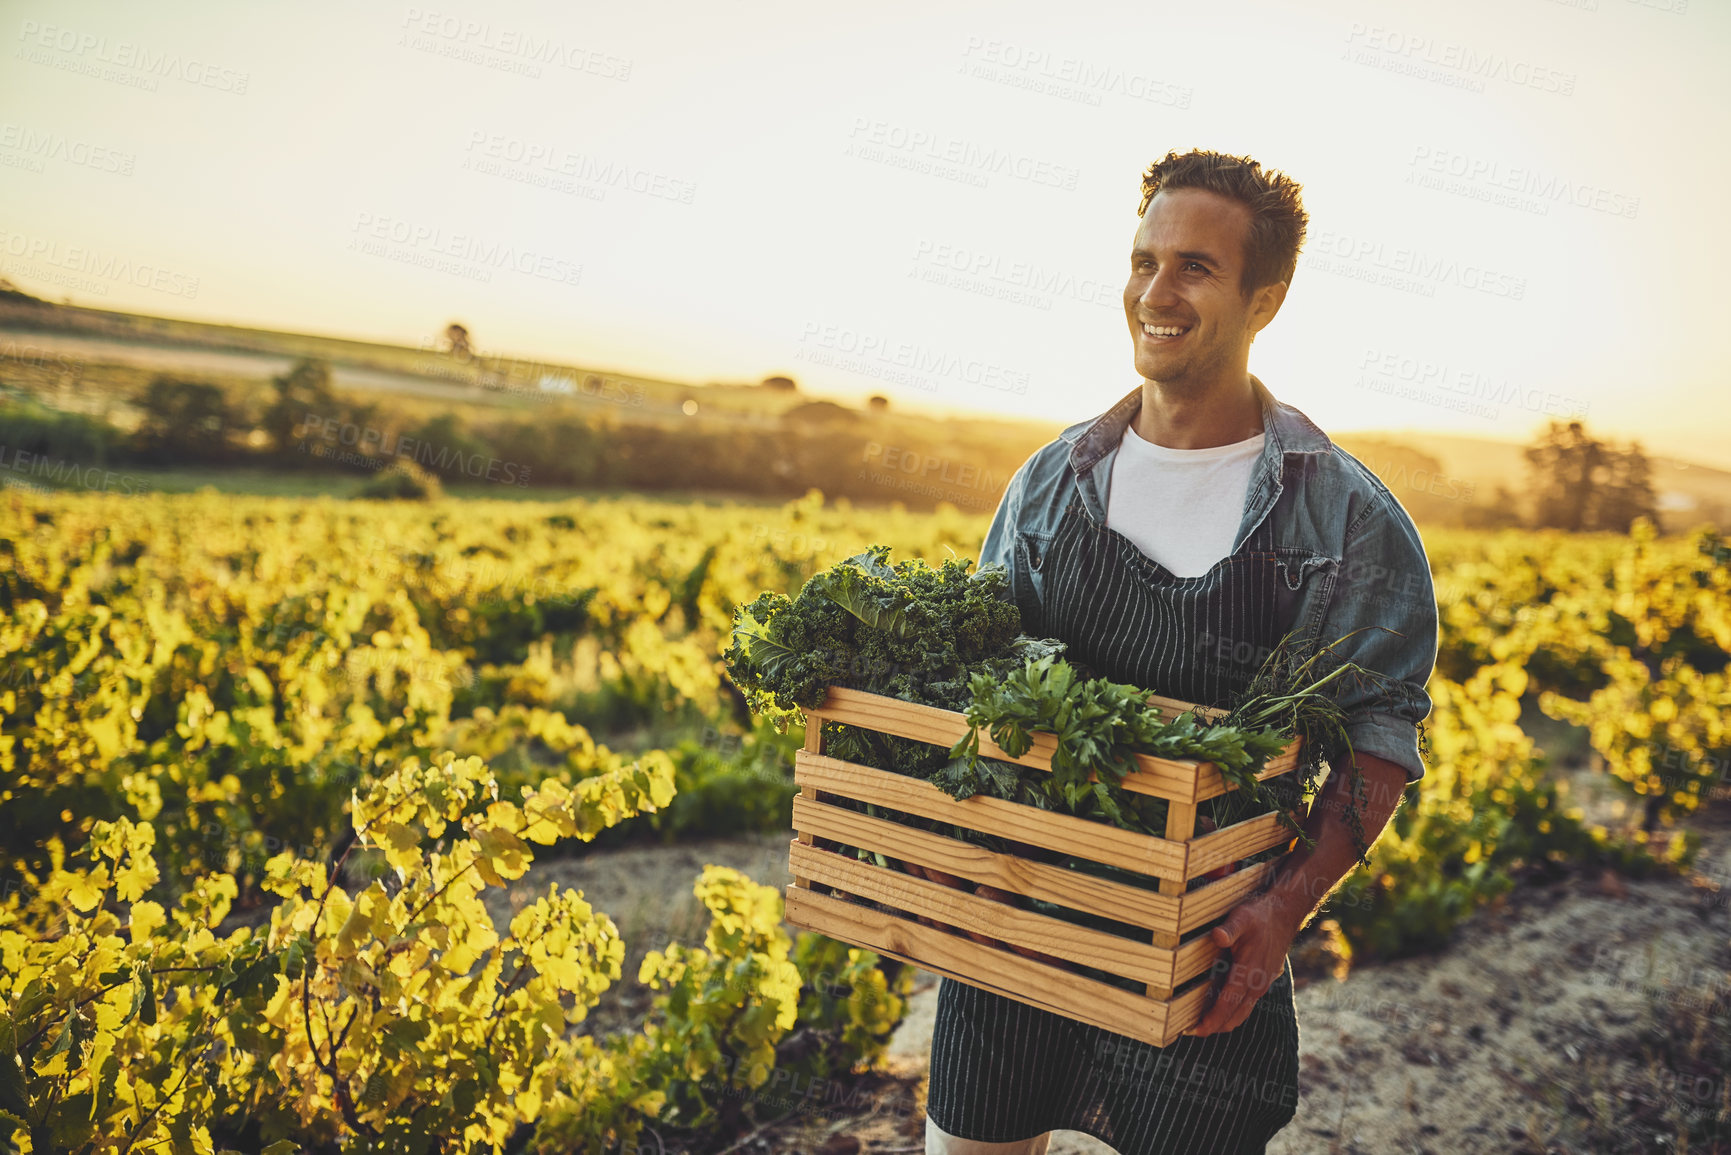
[3,0,1727,465]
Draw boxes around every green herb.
[726,547,1407,863]
[1215,628,1419,865]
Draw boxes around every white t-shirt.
[1105,424,1265,578]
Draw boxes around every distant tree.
[1524,420,1659,532]
[487,415,600,487]
[1595,440,1659,532]
[261,358,338,457]
[135,377,232,461]
[781,400,858,426]
[1526,421,1600,532]
[0,395,110,463]
[760,375,798,392]
[403,411,495,480]
[357,458,442,501]
[444,323,473,360]
[867,394,890,412]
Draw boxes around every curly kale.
[723,544,1060,719]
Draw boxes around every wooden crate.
[783,686,1303,1048]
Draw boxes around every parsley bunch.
[945,655,1292,840]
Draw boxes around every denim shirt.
[980,375,1438,783]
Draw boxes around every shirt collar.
[1059,375,1333,546]
[1061,374,1331,478]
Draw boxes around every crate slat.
[785,885,1215,1046]
[811,687,1299,804]
[796,753,1296,921]
[1176,860,1278,933]
[790,792,1283,937]
[1187,811,1298,876]
[787,685,1299,1046]
[793,756,1187,879]
[1147,800,1200,996]
[792,717,823,888]
[788,840,1223,989]
[789,799,1182,929]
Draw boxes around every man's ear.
[1248,280,1288,339]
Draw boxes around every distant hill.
[1,298,1720,528]
[0,296,1061,440]
[1337,430,1731,532]
[0,298,1057,510]
[0,296,804,424]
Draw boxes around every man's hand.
[1183,750,1412,1038]
[1184,889,1304,1037]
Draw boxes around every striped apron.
[926,491,1302,1154]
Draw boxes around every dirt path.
[482,808,1731,1154]
[876,809,1731,1155]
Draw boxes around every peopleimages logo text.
[846,118,1079,190]
[1344,22,1576,94]
[1357,347,1588,419]
[1307,230,1526,300]
[911,240,1116,308]
[798,322,1030,395]
[0,446,151,494]
[1409,146,1638,219]
[295,414,532,486]
[0,124,134,174]
[348,213,582,286]
[463,131,696,204]
[16,20,249,93]
[0,230,199,298]
[399,8,631,79]
[958,37,1193,109]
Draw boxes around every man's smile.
[1140,321,1192,343]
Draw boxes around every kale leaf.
[722,544,1047,719]
[725,545,1315,845]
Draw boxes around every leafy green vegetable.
[722,545,1038,721]
[1215,628,1418,864]
[930,753,1024,804]
[803,549,914,638]
[726,546,1398,861]
[726,609,803,684]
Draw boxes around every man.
[923,149,1438,1154]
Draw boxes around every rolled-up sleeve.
[1312,490,1439,784]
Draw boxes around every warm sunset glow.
[2,0,1725,463]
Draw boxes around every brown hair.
[1137,149,1308,297]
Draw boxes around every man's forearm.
[1264,750,1411,934]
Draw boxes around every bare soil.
[487,802,1731,1154]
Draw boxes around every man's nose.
[1136,263,1181,307]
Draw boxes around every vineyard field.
[2,486,1728,1153]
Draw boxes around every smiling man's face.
[1124,187,1283,396]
